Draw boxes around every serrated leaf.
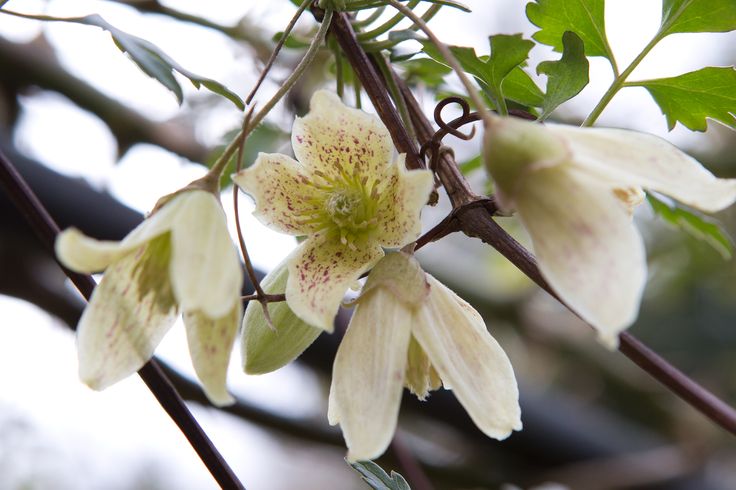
[648,194,733,259]
[349,460,412,490]
[421,35,539,111]
[526,0,614,65]
[80,14,243,109]
[536,31,589,119]
[632,67,736,131]
[660,0,736,36]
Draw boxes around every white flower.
[233,90,433,331]
[328,252,521,461]
[484,116,736,347]
[55,189,243,406]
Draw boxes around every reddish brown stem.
[328,10,736,436]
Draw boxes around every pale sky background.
[1,1,735,488]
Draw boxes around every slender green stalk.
[356,0,419,40]
[245,0,312,104]
[351,6,385,28]
[582,31,665,127]
[210,9,334,178]
[353,74,363,109]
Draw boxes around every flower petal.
[169,191,243,319]
[286,234,383,331]
[292,90,394,181]
[183,304,241,407]
[242,261,322,374]
[552,125,736,212]
[55,192,184,273]
[232,153,327,236]
[413,275,522,439]
[375,155,434,248]
[515,166,647,346]
[328,288,412,462]
[77,247,178,390]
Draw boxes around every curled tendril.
[420,97,481,172]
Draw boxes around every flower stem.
[582,31,664,127]
[0,149,246,489]
[208,8,334,182]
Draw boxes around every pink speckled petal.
[286,234,384,331]
[183,303,241,407]
[233,153,327,236]
[375,155,434,248]
[77,247,178,391]
[292,90,394,181]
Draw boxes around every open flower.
[484,116,736,346]
[328,252,521,461]
[233,90,433,330]
[55,189,243,406]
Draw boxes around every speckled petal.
[77,248,178,390]
[169,191,243,319]
[413,274,522,439]
[233,153,327,236]
[375,155,434,248]
[515,165,647,347]
[292,90,394,181]
[183,304,241,407]
[286,234,384,331]
[552,125,736,213]
[328,288,412,462]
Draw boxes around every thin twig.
[0,149,246,489]
[234,107,275,327]
[328,11,736,436]
[245,0,312,104]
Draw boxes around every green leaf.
[273,30,313,49]
[501,67,545,108]
[421,35,538,110]
[526,0,614,63]
[458,154,482,174]
[648,194,733,259]
[660,0,736,36]
[80,14,243,109]
[536,31,589,119]
[484,34,536,108]
[349,461,412,490]
[632,67,736,131]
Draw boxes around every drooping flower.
[328,252,521,461]
[484,116,736,347]
[233,90,434,331]
[55,189,243,406]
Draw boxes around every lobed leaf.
[660,0,736,36]
[536,31,589,119]
[349,460,411,490]
[648,194,733,259]
[526,0,614,64]
[632,67,736,131]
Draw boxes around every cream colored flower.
[55,189,243,406]
[328,252,521,461]
[233,90,433,331]
[484,116,736,347]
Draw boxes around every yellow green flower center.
[302,164,386,249]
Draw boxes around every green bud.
[483,117,570,208]
[242,262,322,374]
